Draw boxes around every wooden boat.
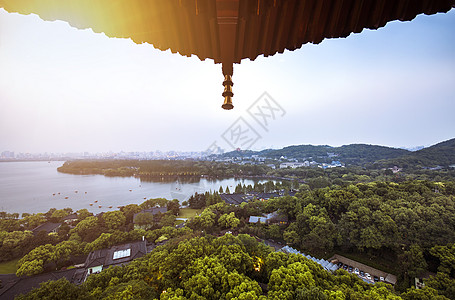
[89,203,93,206]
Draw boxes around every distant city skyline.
[1,8,454,153]
[0,139,446,159]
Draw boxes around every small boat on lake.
[98,205,102,208]
[64,196,68,199]
[89,203,93,206]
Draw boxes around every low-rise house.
[279,162,308,169]
[0,269,78,299]
[221,191,297,205]
[248,211,288,225]
[32,222,61,235]
[248,216,268,223]
[83,241,147,281]
[62,213,78,224]
[255,192,279,201]
[220,193,250,205]
[133,207,168,229]
[133,207,168,221]
[266,211,288,225]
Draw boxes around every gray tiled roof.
[31,222,61,234]
[84,240,147,269]
[0,269,77,299]
[280,246,339,273]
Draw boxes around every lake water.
[0,161,268,215]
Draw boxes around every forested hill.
[221,138,455,168]
[221,144,410,165]
[375,138,455,169]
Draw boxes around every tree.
[218,212,240,229]
[401,287,449,300]
[16,243,56,276]
[140,198,168,209]
[219,186,224,193]
[167,199,180,215]
[160,214,176,227]
[20,214,46,230]
[399,244,428,278]
[188,193,206,209]
[430,243,455,274]
[192,208,216,230]
[70,216,99,241]
[51,209,69,222]
[52,240,80,264]
[283,224,300,247]
[225,186,231,194]
[16,259,44,277]
[84,233,113,253]
[15,278,82,299]
[103,211,126,231]
[268,262,316,299]
[425,272,455,299]
[120,204,141,224]
[76,208,93,221]
[134,213,155,230]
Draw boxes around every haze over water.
[0,161,264,215]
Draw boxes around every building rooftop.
[0,269,77,299]
[31,222,61,234]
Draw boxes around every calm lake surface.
[0,161,268,214]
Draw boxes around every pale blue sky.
[0,8,454,153]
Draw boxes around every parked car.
[354,268,360,275]
[360,270,365,277]
[343,264,348,270]
[380,276,385,282]
[365,273,372,280]
[374,276,379,282]
[348,266,353,272]
[337,262,343,268]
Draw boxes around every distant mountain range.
[218,138,455,169]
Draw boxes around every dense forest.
[220,138,455,169]
[260,144,410,165]
[57,160,270,178]
[1,178,455,299]
[57,159,455,188]
[16,235,411,299]
[373,138,455,169]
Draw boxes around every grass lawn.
[0,258,19,274]
[178,208,202,219]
